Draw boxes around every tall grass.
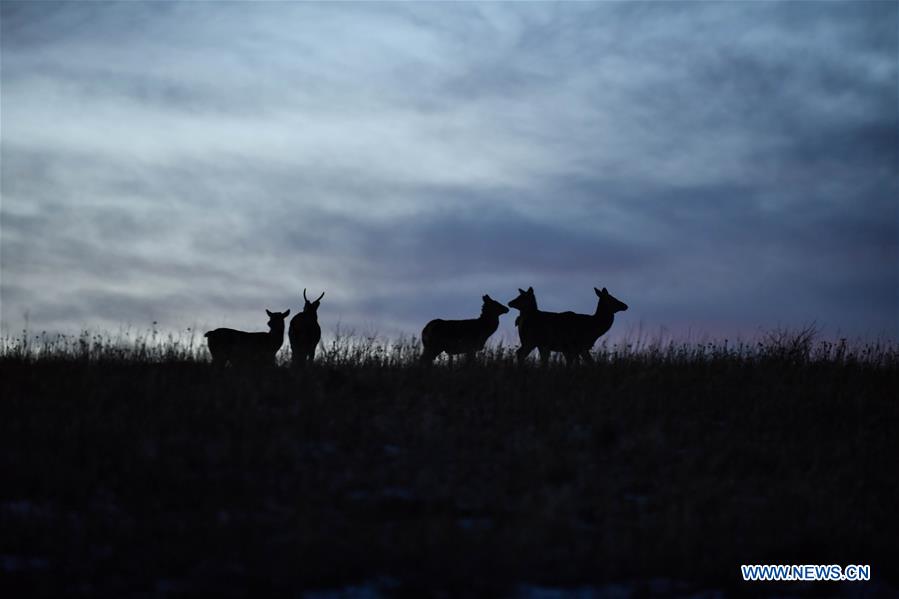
[2,324,896,368]
[1,325,205,363]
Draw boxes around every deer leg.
[516,344,534,365]
[580,350,594,364]
[209,347,228,368]
[465,351,476,366]
[292,353,305,369]
[538,347,550,366]
[420,349,436,365]
[308,346,316,365]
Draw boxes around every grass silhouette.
[1,327,897,594]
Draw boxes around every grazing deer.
[509,286,628,365]
[205,309,291,367]
[288,289,324,368]
[420,294,510,364]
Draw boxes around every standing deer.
[205,309,291,368]
[509,286,628,365]
[288,289,324,368]
[420,294,510,364]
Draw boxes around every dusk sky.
[2,1,897,343]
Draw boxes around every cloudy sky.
[2,1,897,343]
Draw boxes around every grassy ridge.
[1,331,897,595]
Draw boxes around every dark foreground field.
[1,333,897,596]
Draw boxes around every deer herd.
[204,286,628,368]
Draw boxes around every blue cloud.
[1,1,896,341]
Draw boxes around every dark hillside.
[1,333,897,595]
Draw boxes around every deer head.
[594,287,628,313]
[508,287,537,313]
[265,309,291,329]
[302,289,325,316]
[481,294,510,318]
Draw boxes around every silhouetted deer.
[289,289,324,368]
[509,286,628,365]
[420,294,510,364]
[205,309,291,368]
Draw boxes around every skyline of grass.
[3,325,896,368]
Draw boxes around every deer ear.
[594,287,601,296]
[527,286,533,293]
[266,309,273,317]
[518,288,525,294]
[483,294,490,301]
[283,309,290,317]
[602,287,608,294]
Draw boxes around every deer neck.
[479,310,501,330]
[269,322,286,348]
[515,305,537,323]
[593,300,615,329]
